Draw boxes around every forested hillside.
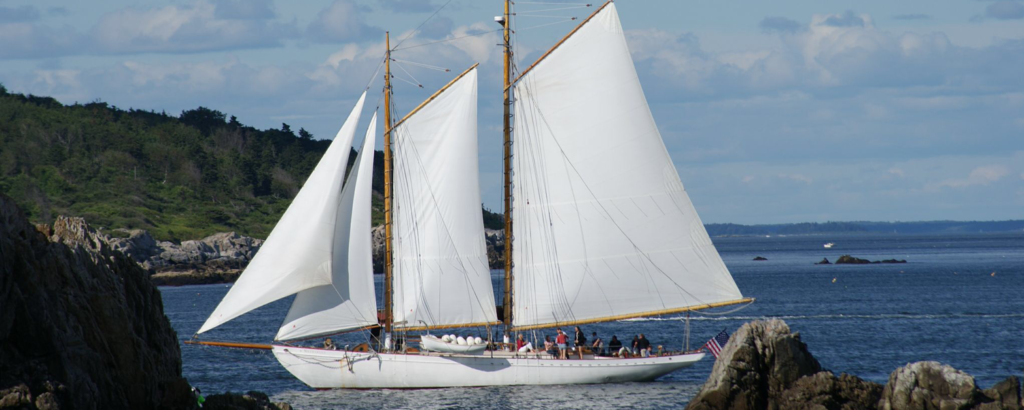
[0,85,501,241]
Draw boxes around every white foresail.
[511,4,744,329]
[275,113,379,341]
[391,67,498,329]
[198,92,367,334]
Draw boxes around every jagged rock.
[816,258,832,265]
[879,259,908,264]
[105,229,161,265]
[154,232,262,268]
[980,376,1022,410]
[878,362,1022,410]
[778,371,884,410]
[0,193,193,409]
[203,391,291,410]
[371,225,385,273]
[834,255,908,265]
[753,256,768,261]
[836,255,872,264]
[485,229,505,270]
[686,319,882,410]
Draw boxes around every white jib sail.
[275,113,379,341]
[198,92,367,334]
[511,4,744,328]
[391,67,498,329]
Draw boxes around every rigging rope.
[392,0,455,50]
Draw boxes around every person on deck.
[630,335,640,357]
[573,326,587,359]
[637,333,652,357]
[608,335,623,357]
[555,328,568,359]
[544,335,556,357]
[516,334,534,353]
[590,332,604,356]
[323,338,336,350]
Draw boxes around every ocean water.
[162,232,1024,409]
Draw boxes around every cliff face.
[0,193,192,409]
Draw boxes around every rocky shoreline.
[91,225,509,286]
[686,319,1022,410]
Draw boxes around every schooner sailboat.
[192,1,752,389]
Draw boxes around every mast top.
[507,0,611,90]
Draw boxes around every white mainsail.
[391,67,498,329]
[511,3,744,329]
[198,92,367,334]
[276,113,379,341]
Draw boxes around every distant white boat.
[824,242,835,248]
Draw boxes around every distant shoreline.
[705,220,1024,237]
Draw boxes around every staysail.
[511,3,745,329]
[390,66,498,330]
[198,92,367,334]
[275,113,379,341]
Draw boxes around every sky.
[1,0,1022,224]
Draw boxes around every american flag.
[703,329,730,358]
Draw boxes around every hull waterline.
[272,346,705,389]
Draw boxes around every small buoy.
[831,278,837,283]
[991,272,996,277]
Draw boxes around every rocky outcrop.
[878,362,1021,410]
[687,319,1022,410]
[103,229,262,272]
[835,255,873,264]
[484,229,505,269]
[203,391,292,410]
[753,256,768,261]
[816,258,832,265]
[93,229,262,285]
[835,255,907,264]
[686,319,883,410]
[0,193,193,409]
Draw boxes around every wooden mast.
[501,0,514,332]
[382,31,395,342]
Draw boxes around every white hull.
[272,346,704,389]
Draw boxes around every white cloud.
[778,173,813,184]
[888,167,905,177]
[0,0,296,59]
[932,165,1009,189]
[91,1,296,54]
[0,22,82,59]
[306,0,381,43]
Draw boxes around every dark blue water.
[162,232,1024,409]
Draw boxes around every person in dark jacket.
[608,335,623,357]
[637,333,652,357]
[573,326,587,359]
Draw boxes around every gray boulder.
[879,362,1021,410]
[686,319,882,410]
